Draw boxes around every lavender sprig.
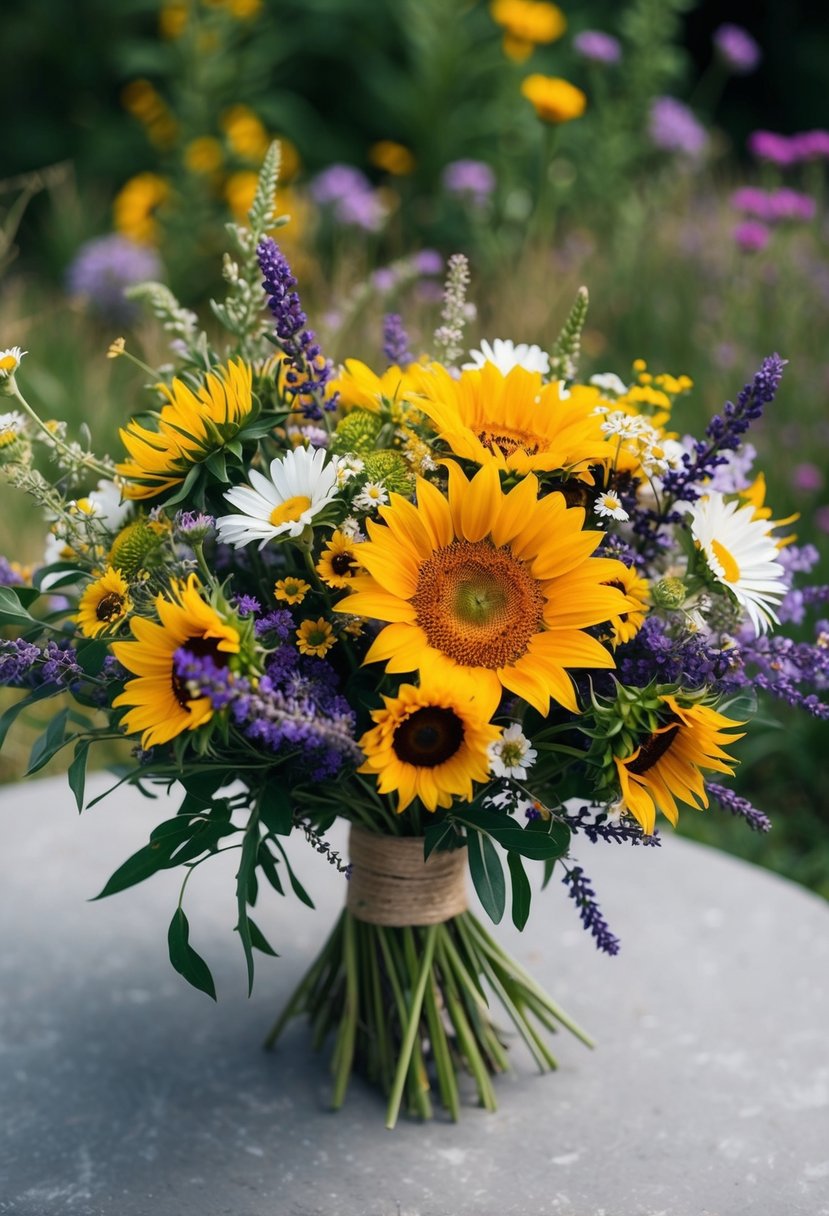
[382,313,414,367]
[298,820,352,876]
[0,638,82,689]
[561,805,662,846]
[707,783,772,833]
[562,865,620,956]
[257,237,335,418]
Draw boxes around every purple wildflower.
[441,160,496,207]
[649,97,708,160]
[748,130,798,167]
[562,865,620,956]
[790,129,829,161]
[731,186,772,219]
[382,313,414,367]
[0,556,20,586]
[767,188,816,223]
[309,164,385,232]
[411,249,444,276]
[713,24,761,74]
[174,511,215,541]
[573,29,622,64]
[66,235,162,322]
[257,237,335,418]
[254,609,294,641]
[614,617,742,690]
[792,464,823,493]
[0,638,82,689]
[733,220,771,253]
[233,594,261,618]
[560,804,661,847]
[707,783,772,833]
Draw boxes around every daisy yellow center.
[603,495,621,509]
[711,539,740,584]
[392,706,465,768]
[0,431,18,448]
[270,495,312,527]
[0,355,17,372]
[411,539,545,669]
[96,592,125,622]
[477,424,542,459]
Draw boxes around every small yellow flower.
[184,136,224,175]
[491,0,566,61]
[107,338,126,360]
[369,141,416,176]
[274,577,311,605]
[296,617,336,657]
[113,173,169,245]
[220,104,270,161]
[521,75,586,124]
[317,531,363,589]
[159,2,188,37]
[76,567,132,638]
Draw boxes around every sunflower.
[412,362,611,478]
[329,359,421,417]
[602,564,649,647]
[111,575,240,748]
[337,461,633,715]
[614,696,744,835]
[316,530,363,589]
[359,678,501,812]
[76,567,132,638]
[116,359,254,500]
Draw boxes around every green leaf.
[0,685,56,749]
[423,819,460,860]
[0,586,36,626]
[449,806,569,860]
[68,740,90,812]
[26,708,70,775]
[93,816,196,898]
[163,462,203,508]
[236,825,260,995]
[507,852,532,931]
[167,908,216,1000]
[467,830,505,924]
[273,839,315,908]
[74,639,110,677]
[204,449,228,481]
[259,783,293,835]
[257,841,284,895]
[247,917,278,957]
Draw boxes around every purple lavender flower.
[562,866,620,956]
[66,235,162,322]
[441,160,496,208]
[707,784,772,832]
[573,29,622,65]
[254,609,294,641]
[713,24,761,74]
[257,237,335,418]
[0,556,20,586]
[232,594,261,618]
[649,97,708,160]
[309,164,385,232]
[767,188,816,223]
[411,249,444,276]
[792,463,824,493]
[0,638,82,689]
[790,129,829,161]
[748,130,798,167]
[371,267,399,294]
[733,219,771,253]
[382,313,414,367]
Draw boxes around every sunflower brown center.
[627,721,681,775]
[603,579,629,622]
[393,706,464,768]
[411,539,545,670]
[96,591,125,622]
[477,426,541,459]
[332,551,357,576]
[171,635,230,710]
[270,495,312,527]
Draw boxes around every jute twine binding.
[346,824,468,927]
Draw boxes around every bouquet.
[1,146,826,1126]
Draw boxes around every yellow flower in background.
[76,568,132,638]
[614,696,744,835]
[220,105,270,162]
[317,531,363,589]
[491,0,566,61]
[274,577,311,605]
[159,2,188,38]
[369,140,416,176]
[184,136,224,175]
[737,473,798,545]
[521,75,586,124]
[112,575,240,749]
[121,80,164,123]
[330,360,421,416]
[601,564,649,647]
[359,678,501,813]
[113,173,169,245]
[339,462,633,716]
[206,0,262,17]
[117,359,254,500]
[412,362,611,478]
[296,617,336,657]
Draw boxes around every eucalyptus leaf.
[507,851,531,931]
[467,830,505,924]
[0,586,36,626]
[167,908,216,1000]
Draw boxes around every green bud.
[652,576,686,610]
[109,519,166,577]
[362,450,414,496]
[330,410,384,456]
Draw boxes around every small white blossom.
[339,515,367,542]
[335,454,365,486]
[594,491,629,522]
[0,411,25,438]
[488,724,537,780]
[0,347,26,381]
[353,481,389,512]
[600,411,648,440]
[463,338,550,376]
[589,372,629,397]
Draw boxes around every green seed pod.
[362,450,414,496]
[108,519,165,577]
[329,410,384,456]
[651,576,686,610]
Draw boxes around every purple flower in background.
[562,866,620,956]
[790,129,829,160]
[0,556,20,586]
[767,188,816,223]
[730,186,772,219]
[792,463,824,493]
[748,130,798,167]
[707,784,772,832]
[382,314,414,367]
[733,220,771,253]
[309,164,385,231]
[371,267,399,294]
[573,29,622,65]
[411,249,443,276]
[66,235,162,322]
[649,97,708,160]
[713,23,761,74]
[441,160,496,207]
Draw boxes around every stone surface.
[1,774,828,1216]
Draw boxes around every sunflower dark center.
[477,427,540,459]
[96,591,124,622]
[171,635,230,711]
[627,720,681,775]
[392,706,465,768]
[603,579,628,622]
[332,551,357,576]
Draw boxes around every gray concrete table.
[1,774,828,1216]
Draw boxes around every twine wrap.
[346,824,468,926]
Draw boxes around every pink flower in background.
[748,130,798,167]
[767,188,816,223]
[815,505,829,535]
[792,463,824,493]
[442,160,496,208]
[649,97,708,159]
[713,24,761,74]
[573,30,622,65]
[733,220,771,252]
[790,130,829,160]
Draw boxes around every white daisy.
[589,372,628,397]
[70,479,132,531]
[353,481,388,512]
[488,724,537,780]
[335,454,365,486]
[0,346,26,381]
[600,410,649,440]
[639,434,685,476]
[687,491,787,635]
[0,411,25,440]
[594,491,629,522]
[217,445,340,549]
[339,515,367,542]
[462,338,550,376]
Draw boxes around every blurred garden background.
[2,0,828,894]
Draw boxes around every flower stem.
[385,923,437,1130]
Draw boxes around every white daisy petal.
[217,445,341,549]
[462,337,550,376]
